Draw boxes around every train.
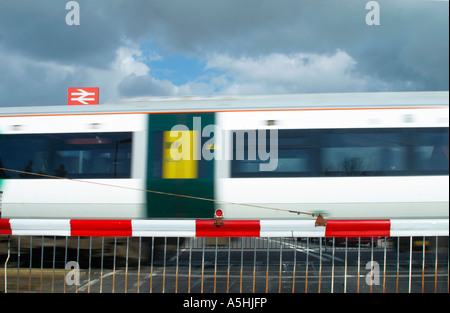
[0,91,448,221]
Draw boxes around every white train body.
[0,114,148,218]
[215,107,449,219]
[0,91,448,220]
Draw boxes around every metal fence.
[1,232,448,293]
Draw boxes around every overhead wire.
[0,167,320,218]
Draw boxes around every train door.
[146,113,215,218]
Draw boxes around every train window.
[0,136,48,179]
[0,132,132,179]
[230,127,449,178]
[276,130,317,174]
[320,129,407,176]
[412,128,449,174]
[231,129,317,177]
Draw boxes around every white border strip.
[390,219,449,237]
[9,219,71,236]
[260,220,325,237]
[132,220,196,237]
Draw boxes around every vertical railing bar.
[278,237,283,293]
[88,237,92,293]
[201,237,205,293]
[240,237,244,293]
[213,237,218,293]
[149,237,154,293]
[28,236,33,292]
[175,237,180,293]
[188,237,192,293]
[357,237,361,293]
[63,236,67,293]
[344,237,348,293]
[75,236,80,294]
[434,236,438,293]
[305,237,309,293]
[408,236,413,293]
[100,237,104,293]
[331,238,335,293]
[137,237,142,293]
[163,237,167,293]
[318,238,322,293]
[383,237,387,293]
[292,238,297,293]
[265,238,270,293]
[421,236,426,293]
[125,237,129,294]
[52,236,56,293]
[370,237,374,293]
[3,235,10,293]
[253,237,257,293]
[396,237,400,293]
[16,236,21,293]
[112,237,117,294]
[40,236,44,293]
[227,237,231,293]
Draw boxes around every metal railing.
[1,224,448,293]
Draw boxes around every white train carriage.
[215,98,449,219]
[0,113,149,218]
[0,91,448,220]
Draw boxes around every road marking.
[78,270,121,292]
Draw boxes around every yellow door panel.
[162,130,199,179]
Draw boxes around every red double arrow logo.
[67,87,99,105]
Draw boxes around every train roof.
[0,91,448,117]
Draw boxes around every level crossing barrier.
[1,218,448,294]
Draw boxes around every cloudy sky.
[0,0,448,107]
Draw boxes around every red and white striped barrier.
[0,218,448,238]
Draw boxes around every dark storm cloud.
[349,0,449,90]
[0,0,121,68]
[108,0,366,56]
[0,0,448,106]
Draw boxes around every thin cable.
[0,167,317,217]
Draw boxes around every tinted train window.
[230,128,449,178]
[412,129,449,173]
[231,129,318,177]
[320,129,406,176]
[0,133,132,179]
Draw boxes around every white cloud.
[117,49,394,99]
[0,44,397,107]
[204,50,386,94]
[111,45,151,77]
[0,43,154,106]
